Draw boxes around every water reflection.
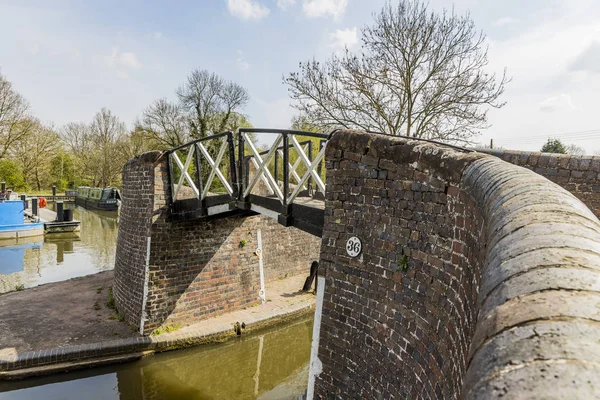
[0,317,313,400]
[0,205,118,293]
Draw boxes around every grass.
[93,302,101,311]
[14,284,25,291]
[96,287,103,294]
[106,287,115,310]
[151,323,182,336]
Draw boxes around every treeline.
[0,68,251,192]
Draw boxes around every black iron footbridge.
[165,128,329,237]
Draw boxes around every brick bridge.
[114,129,600,399]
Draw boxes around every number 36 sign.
[346,236,362,257]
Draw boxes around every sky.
[1,0,600,152]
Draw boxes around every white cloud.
[237,50,250,71]
[570,41,600,74]
[330,27,358,52]
[493,17,518,27]
[277,0,295,10]
[153,32,164,40]
[227,0,270,20]
[303,0,347,21]
[104,47,142,79]
[539,94,576,112]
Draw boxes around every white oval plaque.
[346,236,362,257]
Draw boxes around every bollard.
[20,194,27,210]
[56,201,64,222]
[63,208,73,222]
[32,198,38,216]
[52,185,56,198]
[1,182,5,192]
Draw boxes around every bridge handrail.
[166,131,233,154]
[165,128,328,219]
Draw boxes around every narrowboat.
[0,200,44,240]
[75,187,121,211]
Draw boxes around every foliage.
[11,119,61,191]
[106,287,116,310]
[284,0,508,144]
[0,70,33,161]
[541,138,567,154]
[0,158,25,190]
[151,323,182,336]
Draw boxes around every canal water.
[0,203,313,399]
[0,205,118,293]
[0,316,313,399]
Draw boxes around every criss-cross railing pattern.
[167,131,237,218]
[166,128,329,235]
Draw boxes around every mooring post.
[52,185,56,199]
[56,200,64,222]
[32,198,38,216]
[20,194,27,210]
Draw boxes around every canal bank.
[0,270,315,381]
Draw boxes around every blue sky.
[1,0,600,151]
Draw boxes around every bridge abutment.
[114,151,320,336]
[312,131,600,399]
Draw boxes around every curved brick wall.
[315,131,600,399]
[477,148,600,217]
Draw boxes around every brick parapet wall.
[114,152,320,336]
[477,148,600,217]
[315,131,600,399]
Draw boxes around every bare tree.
[0,71,33,160]
[284,1,509,144]
[566,143,586,156]
[62,122,96,184]
[136,98,189,149]
[177,69,250,138]
[90,108,127,187]
[62,109,127,187]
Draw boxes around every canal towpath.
[0,271,315,379]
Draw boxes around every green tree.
[0,158,25,191]
[0,71,33,161]
[541,138,567,154]
[49,150,76,190]
[12,120,60,191]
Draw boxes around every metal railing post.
[194,143,204,207]
[308,140,313,196]
[167,152,175,212]
[282,133,289,207]
[274,149,279,185]
[238,130,245,203]
[227,132,237,199]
